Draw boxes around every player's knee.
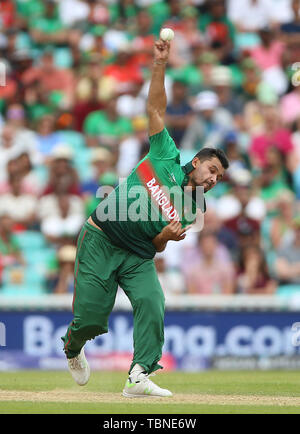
[134,291,164,314]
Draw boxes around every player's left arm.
[147,39,170,137]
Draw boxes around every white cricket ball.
[160,28,175,41]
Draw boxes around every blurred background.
[0,0,300,372]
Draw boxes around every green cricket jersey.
[91,128,205,259]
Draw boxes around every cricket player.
[62,38,229,398]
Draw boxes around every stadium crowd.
[0,0,300,297]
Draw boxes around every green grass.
[1,370,300,414]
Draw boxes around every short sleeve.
[148,128,180,160]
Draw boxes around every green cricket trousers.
[62,221,165,374]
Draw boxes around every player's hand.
[153,39,170,64]
[160,220,189,242]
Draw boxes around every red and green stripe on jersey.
[91,128,196,259]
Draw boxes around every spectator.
[250,105,294,168]
[117,116,148,177]
[43,145,81,196]
[0,213,24,286]
[237,245,277,294]
[22,50,75,109]
[165,80,193,148]
[211,65,246,126]
[181,90,233,150]
[49,245,77,294]
[0,174,38,229]
[102,43,143,94]
[154,253,185,295]
[38,176,85,246]
[270,192,296,249]
[35,114,64,158]
[228,0,279,33]
[275,217,300,286]
[81,147,113,197]
[130,9,155,69]
[257,165,292,217]
[83,95,133,149]
[29,0,68,46]
[217,168,266,243]
[185,231,235,294]
[199,0,236,64]
[250,27,287,96]
[280,0,300,47]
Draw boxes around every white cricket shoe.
[67,347,90,386]
[122,371,173,398]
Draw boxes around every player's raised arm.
[147,39,171,137]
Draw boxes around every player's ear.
[192,157,200,169]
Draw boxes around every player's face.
[192,157,225,192]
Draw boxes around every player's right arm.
[147,39,171,137]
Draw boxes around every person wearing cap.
[42,144,80,196]
[62,38,229,398]
[81,147,113,197]
[181,90,234,150]
[165,79,193,147]
[211,65,245,121]
[51,245,77,294]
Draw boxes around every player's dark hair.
[194,147,229,170]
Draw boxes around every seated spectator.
[154,253,185,295]
[81,147,113,197]
[237,245,277,294]
[22,50,75,109]
[249,27,287,95]
[39,175,85,246]
[257,165,293,217]
[270,192,296,250]
[0,0,16,30]
[165,80,193,148]
[102,42,143,95]
[185,230,235,294]
[116,79,146,119]
[181,90,233,150]
[29,0,69,46]
[280,0,300,46]
[35,114,65,158]
[199,0,236,64]
[43,145,81,196]
[0,213,25,286]
[130,9,155,69]
[228,0,279,33]
[47,244,77,294]
[222,132,250,174]
[211,66,246,126]
[275,217,300,286]
[164,5,204,68]
[280,82,300,126]
[83,95,133,149]
[217,168,266,223]
[0,174,38,229]
[117,116,148,177]
[250,105,294,168]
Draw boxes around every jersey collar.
[181,161,206,213]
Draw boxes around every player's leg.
[118,257,172,397]
[62,223,120,384]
